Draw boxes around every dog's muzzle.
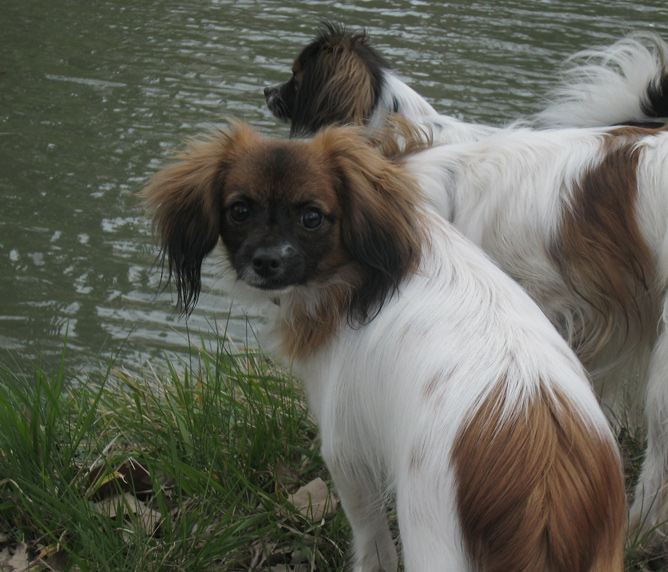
[240,243,304,290]
[264,83,290,122]
[264,84,280,109]
[264,84,279,101]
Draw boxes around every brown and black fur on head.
[264,21,391,137]
[141,122,423,346]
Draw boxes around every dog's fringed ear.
[140,123,252,315]
[316,126,424,324]
[290,22,386,137]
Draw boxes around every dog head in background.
[264,22,392,137]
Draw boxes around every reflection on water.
[1,0,666,371]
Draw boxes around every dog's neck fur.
[368,71,439,131]
[372,71,501,144]
[267,276,357,363]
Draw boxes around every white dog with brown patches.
[142,123,626,572]
[391,121,668,544]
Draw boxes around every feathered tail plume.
[534,32,668,128]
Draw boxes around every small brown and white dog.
[264,22,668,140]
[142,123,626,572]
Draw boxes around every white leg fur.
[324,459,398,572]
[395,472,468,572]
[631,322,668,541]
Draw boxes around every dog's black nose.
[252,247,284,277]
[264,86,278,100]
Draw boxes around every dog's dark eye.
[301,207,323,230]
[229,201,250,223]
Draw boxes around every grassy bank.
[0,337,663,571]
[0,339,348,571]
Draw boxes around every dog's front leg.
[630,323,668,546]
[324,455,398,572]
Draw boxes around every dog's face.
[264,22,389,137]
[219,140,345,293]
[142,122,422,330]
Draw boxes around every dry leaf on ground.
[286,478,337,523]
[0,542,28,572]
[94,491,162,534]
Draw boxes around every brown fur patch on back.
[452,380,626,572]
[548,130,654,361]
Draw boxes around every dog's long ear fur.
[141,123,255,314]
[315,126,424,324]
[291,22,389,137]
